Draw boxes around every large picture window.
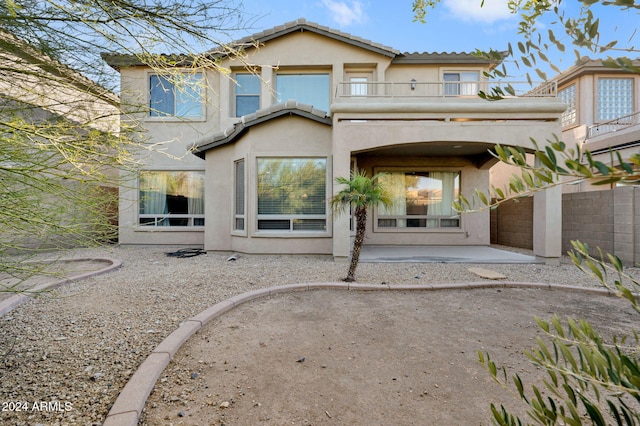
[139,171,205,227]
[597,78,633,122]
[558,84,577,127]
[276,74,330,112]
[149,73,204,118]
[377,171,460,229]
[235,73,260,117]
[257,158,327,232]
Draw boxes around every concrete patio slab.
[359,245,541,264]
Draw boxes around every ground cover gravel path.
[0,245,637,425]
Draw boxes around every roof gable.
[103,18,501,70]
[192,101,332,158]
[209,18,399,58]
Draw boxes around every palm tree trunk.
[345,206,367,282]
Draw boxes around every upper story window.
[276,74,330,113]
[558,84,577,127]
[235,73,260,117]
[149,73,204,118]
[350,77,368,96]
[443,72,479,96]
[597,78,633,122]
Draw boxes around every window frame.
[232,158,246,234]
[349,76,369,96]
[595,77,634,123]
[147,72,205,121]
[442,71,480,97]
[255,157,329,236]
[234,72,261,117]
[138,170,205,228]
[558,83,577,128]
[373,169,462,233]
[274,72,331,113]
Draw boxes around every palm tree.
[331,170,392,282]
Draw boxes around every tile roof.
[103,17,497,69]
[192,100,332,157]
[552,56,640,86]
[208,18,399,58]
[392,51,503,65]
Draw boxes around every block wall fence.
[490,186,640,266]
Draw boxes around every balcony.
[335,80,557,99]
[587,111,640,139]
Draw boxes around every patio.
[359,245,541,264]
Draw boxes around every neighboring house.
[0,31,118,134]
[489,57,640,265]
[555,57,640,192]
[103,18,565,261]
[0,31,120,249]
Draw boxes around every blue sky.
[232,0,639,79]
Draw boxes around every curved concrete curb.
[103,281,615,426]
[0,257,123,318]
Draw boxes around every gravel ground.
[0,244,638,425]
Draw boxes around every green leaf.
[535,67,547,81]
[522,171,534,188]
[476,189,489,205]
[538,51,549,62]
[588,19,600,40]
[581,395,606,425]
[537,149,556,171]
[592,161,610,176]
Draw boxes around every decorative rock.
[467,267,507,280]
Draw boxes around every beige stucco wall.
[204,115,333,254]
[118,68,209,245]
[218,31,391,131]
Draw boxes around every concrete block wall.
[562,190,615,257]
[492,187,638,265]
[490,196,534,249]
[613,186,639,265]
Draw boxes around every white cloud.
[443,0,513,24]
[322,0,366,26]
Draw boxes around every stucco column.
[332,120,352,262]
[533,163,562,263]
[261,67,274,109]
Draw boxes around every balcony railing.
[587,111,640,139]
[335,80,557,99]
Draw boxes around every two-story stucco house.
[103,18,566,262]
